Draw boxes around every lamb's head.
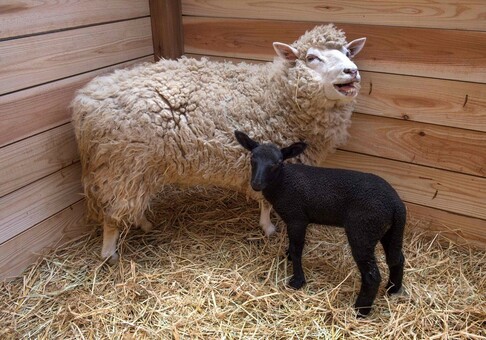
[235,131,307,191]
[273,24,366,103]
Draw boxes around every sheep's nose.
[343,68,358,76]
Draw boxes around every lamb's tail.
[380,201,407,294]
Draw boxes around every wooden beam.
[0,56,154,148]
[149,0,184,60]
[182,17,486,83]
[0,124,79,197]
[0,18,153,95]
[0,200,88,281]
[181,0,486,32]
[0,163,82,244]
[0,0,149,40]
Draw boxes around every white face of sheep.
[273,37,366,101]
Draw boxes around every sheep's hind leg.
[259,200,276,236]
[136,213,153,232]
[101,219,120,265]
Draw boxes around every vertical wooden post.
[149,0,184,61]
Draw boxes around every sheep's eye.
[306,55,320,63]
[345,50,351,58]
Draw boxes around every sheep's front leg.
[259,200,276,236]
[101,219,120,265]
[286,221,308,289]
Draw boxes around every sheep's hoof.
[102,251,119,265]
[288,276,306,289]
[140,220,153,233]
[262,223,277,237]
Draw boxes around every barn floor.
[1,187,485,339]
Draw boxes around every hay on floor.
[1,186,485,339]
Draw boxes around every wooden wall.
[0,0,154,280]
[181,0,486,247]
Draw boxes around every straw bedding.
[1,186,485,339]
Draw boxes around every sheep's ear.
[345,38,366,58]
[235,130,259,151]
[273,42,299,62]
[281,142,307,160]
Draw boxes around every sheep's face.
[274,37,366,102]
[235,131,307,192]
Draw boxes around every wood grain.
[183,17,486,82]
[0,200,88,280]
[324,150,486,221]
[184,53,486,132]
[0,124,78,197]
[0,17,154,95]
[407,203,486,248]
[182,0,486,31]
[357,72,486,132]
[0,56,154,148]
[0,0,149,40]
[150,0,184,60]
[345,113,486,177]
[0,163,82,244]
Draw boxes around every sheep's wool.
[71,24,358,225]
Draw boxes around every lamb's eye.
[306,55,319,63]
[346,50,351,58]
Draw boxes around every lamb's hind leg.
[101,218,120,265]
[259,200,276,236]
[346,230,381,317]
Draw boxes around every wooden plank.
[0,0,149,40]
[323,150,486,221]
[182,17,486,82]
[0,163,82,244]
[150,0,184,60]
[0,17,154,95]
[0,200,89,281]
[182,0,486,31]
[344,113,486,177]
[0,56,154,148]
[0,124,78,197]
[357,71,486,132]
[407,203,486,248]
[184,53,486,132]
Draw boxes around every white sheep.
[71,24,366,263]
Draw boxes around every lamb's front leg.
[259,199,276,236]
[286,221,308,289]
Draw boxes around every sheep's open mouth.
[334,82,358,96]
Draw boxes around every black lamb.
[235,130,406,316]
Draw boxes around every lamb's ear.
[345,37,366,58]
[281,142,307,160]
[273,42,299,62]
[234,130,259,151]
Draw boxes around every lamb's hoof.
[386,284,403,296]
[140,220,153,233]
[288,276,306,289]
[102,251,119,265]
[356,307,372,318]
[262,223,277,237]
